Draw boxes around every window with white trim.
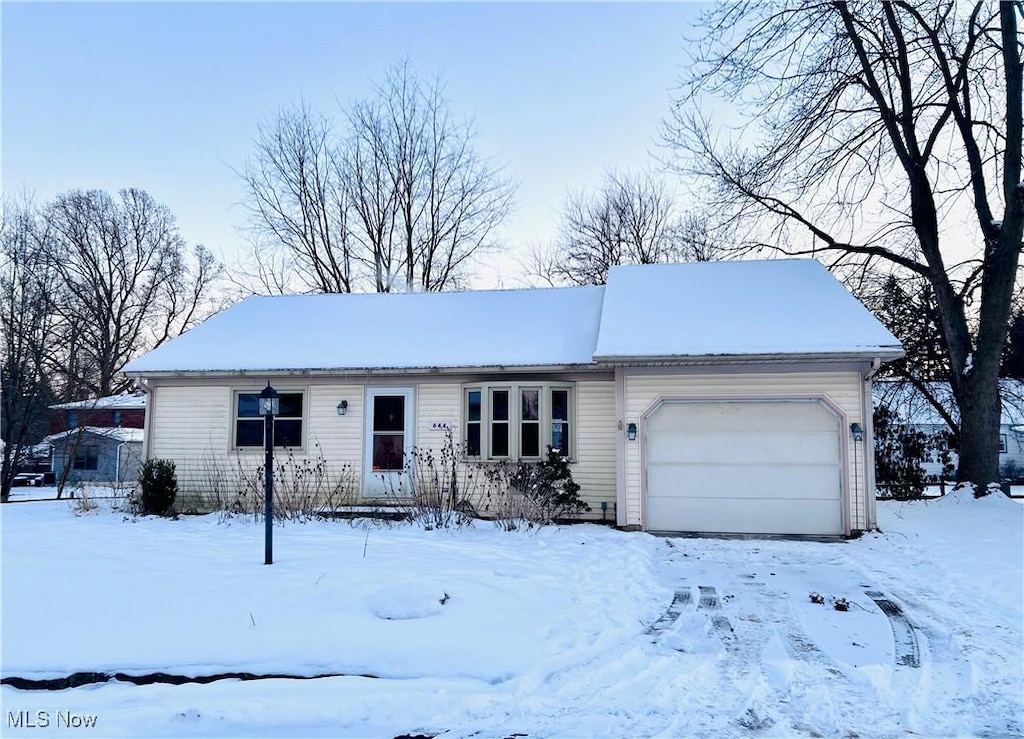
[999,434,1007,454]
[463,383,574,460]
[234,390,304,448]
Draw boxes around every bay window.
[463,383,574,460]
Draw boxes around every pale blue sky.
[2,2,704,287]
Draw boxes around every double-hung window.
[234,390,304,448]
[520,387,541,457]
[550,388,570,456]
[463,383,573,460]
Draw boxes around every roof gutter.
[122,350,905,379]
[121,362,607,379]
[592,349,905,367]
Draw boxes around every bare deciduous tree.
[343,62,516,292]
[238,103,354,294]
[0,201,58,502]
[664,1,1023,487]
[1,190,221,501]
[239,61,514,295]
[43,188,221,397]
[526,169,715,287]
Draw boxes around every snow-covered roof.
[594,260,902,361]
[124,286,606,373]
[123,260,902,375]
[44,427,144,445]
[51,393,146,410]
[873,380,1024,427]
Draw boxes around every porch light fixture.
[337,400,348,416]
[850,422,865,442]
[260,382,278,565]
[627,423,638,441]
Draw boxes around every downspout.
[116,442,126,483]
[138,378,153,462]
[863,358,881,531]
[614,366,626,527]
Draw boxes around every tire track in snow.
[698,585,719,610]
[865,586,1019,738]
[649,582,737,649]
[865,590,920,668]
[645,587,692,636]
[653,551,900,736]
[730,575,903,737]
[697,586,737,649]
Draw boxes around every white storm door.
[363,388,415,497]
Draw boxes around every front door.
[363,388,415,497]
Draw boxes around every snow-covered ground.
[1,489,1021,738]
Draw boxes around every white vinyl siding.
[147,381,366,507]
[148,384,231,460]
[143,374,617,518]
[572,378,617,517]
[622,370,868,532]
[416,382,461,449]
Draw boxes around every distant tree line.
[0,189,220,501]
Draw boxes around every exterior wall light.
[259,382,278,565]
[850,422,865,442]
[627,422,638,441]
[337,400,348,416]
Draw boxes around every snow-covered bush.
[482,447,590,528]
[517,447,590,523]
[139,459,177,515]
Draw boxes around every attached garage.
[643,399,845,536]
[593,261,903,536]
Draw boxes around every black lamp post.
[259,382,279,565]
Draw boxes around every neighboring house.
[44,393,147,485]
[46,427,144,484]
[49,393,146,435]
[123,260,902,537]
[873,380,1024,479]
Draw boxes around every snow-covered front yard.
[1,489,1021,738]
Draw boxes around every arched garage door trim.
[639,395,851,536]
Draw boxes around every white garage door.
[645,400,843,536]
